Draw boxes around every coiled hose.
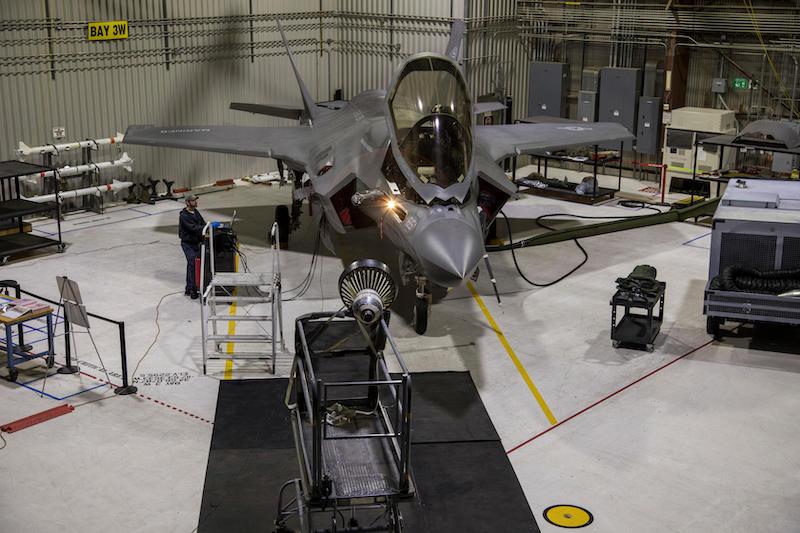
[720,266,800,294]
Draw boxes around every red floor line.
[505,338,716,455]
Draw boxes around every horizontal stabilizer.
[473,101,507,115]
[230,102,303,121]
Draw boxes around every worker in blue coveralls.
[178,193,206,299]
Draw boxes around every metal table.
[0,295,55,382]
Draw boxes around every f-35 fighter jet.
[124,20,633,334]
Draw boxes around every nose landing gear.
[412,276,431,335]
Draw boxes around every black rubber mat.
[404,442,538,532]
[198,372,539,533]
[209,379,293,450]
[407,372,500,444]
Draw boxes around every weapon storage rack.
[0,161,63,263]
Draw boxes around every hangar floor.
[1,174,798,532]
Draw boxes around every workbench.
[0,295,55,382]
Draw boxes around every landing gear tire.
[412,296,429,335]
[707,316,723,339]
[7,368,18,382]
[388,505,403,533]
[274,205,290,249]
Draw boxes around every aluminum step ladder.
[200,221,285,374]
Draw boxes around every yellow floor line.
[467,281,558,425]
[224,298,236,380]
[223,254,240,380]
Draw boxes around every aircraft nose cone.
[415,217,484,287]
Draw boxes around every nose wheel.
[412,276,431,335]
[274,205,290,249]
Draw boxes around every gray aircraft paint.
[124,21,633,290]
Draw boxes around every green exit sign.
[733,77,750,90]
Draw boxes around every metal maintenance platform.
[277,312,414,531]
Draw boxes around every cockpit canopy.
[387,56,472,191]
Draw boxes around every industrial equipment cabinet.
[0,160,64,264]
[610,280,666,352]
[704,180,800,336]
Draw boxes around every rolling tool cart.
[611,265,666,352]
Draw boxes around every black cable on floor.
[499,205,669,288]
[283,224,323,301]
[500,211,588,287]
[618,200,662,213]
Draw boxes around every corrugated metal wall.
[464,0,525,119]
[0,0,529,192]
[334,1,526,120]
[0,0,336,189]
[3,0,798,192]
[335,3,453,100]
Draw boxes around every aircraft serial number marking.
[160,128,211,134]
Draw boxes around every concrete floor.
[0,177,798,532]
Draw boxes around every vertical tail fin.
[445,20,466,61]
[276,19,318,124]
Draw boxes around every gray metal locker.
[581,69,600,92]
[642,61,665,97]
[578,91,598,123]
[527,62,570,118]
[599,67,642,149]
[636,96,662,155]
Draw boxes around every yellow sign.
[87,20,128,41]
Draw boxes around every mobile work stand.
[200,222,284,374]
[276,312,414,532]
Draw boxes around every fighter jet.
[123,20,633,334]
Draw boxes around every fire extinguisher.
[195,258,202,291]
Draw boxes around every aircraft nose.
[414,216,484,287]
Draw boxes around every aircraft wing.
[123,125,312,168]
[475,122,634,162]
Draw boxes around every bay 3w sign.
[87,20,128,41]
